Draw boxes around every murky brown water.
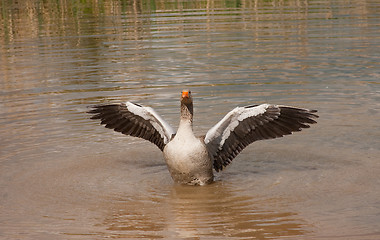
[1,0,379,239]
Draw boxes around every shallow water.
[1,0,379,239]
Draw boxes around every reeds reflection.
[0,0,375,43]
[1,0,375,94]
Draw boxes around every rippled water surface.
[1,0,379,239]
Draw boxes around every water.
[1,0,379,239]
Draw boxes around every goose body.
[163,128,213,185]
[89,90,318,185]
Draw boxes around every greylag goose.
[89,90,318,185]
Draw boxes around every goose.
[88,90,318,185]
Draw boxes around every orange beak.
[182,90,189,98]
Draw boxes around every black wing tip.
[87,104,123,114]
[280,106,319,119]
[88,103,121,108]
[87,106,103,119]
[305,109,319,118]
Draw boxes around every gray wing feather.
[204,104,318,171]
[88,102,175,151]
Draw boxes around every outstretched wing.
[88,102,175,151]
[204,104,318,171]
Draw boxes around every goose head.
[180,89,193,122]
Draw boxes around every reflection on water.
[104,183,306,239]
[1,0,380,239]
